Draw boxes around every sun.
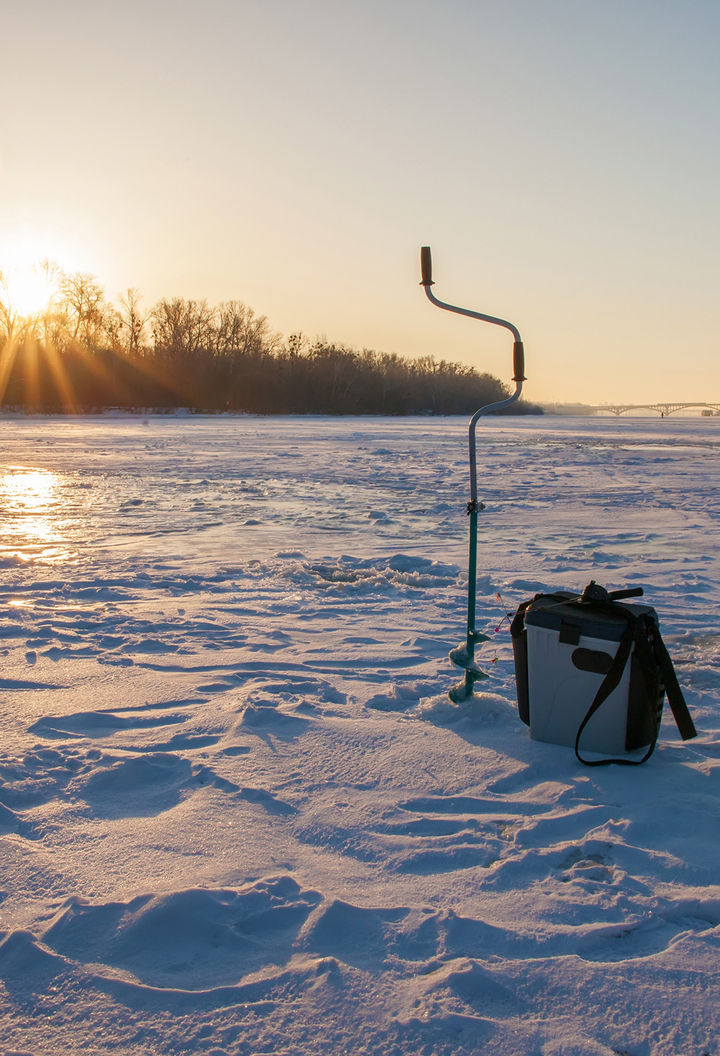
[1,262,58,319]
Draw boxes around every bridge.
[596,402,720,417]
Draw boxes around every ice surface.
[0,413,718,1055]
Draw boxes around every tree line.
[0,266,541,415]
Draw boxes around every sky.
[1,0,718,404]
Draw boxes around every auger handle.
[513,341,525,383]
[419,244,527,508]
[418,244,524,351]
[608,587,644,601]
[420,246,433,286]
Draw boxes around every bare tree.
[151,298,215,361]
[0,269,16,345]
[214,301,277,359]
[60,272,109,348]
[117,288,149,356]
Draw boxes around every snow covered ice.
[0,413,718,1056]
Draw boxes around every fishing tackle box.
[510,582,696,764]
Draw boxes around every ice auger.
[419,246,526,702]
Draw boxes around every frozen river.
[1,413,718,1056]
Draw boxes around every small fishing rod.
[419,246,526,701]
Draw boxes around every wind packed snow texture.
[0,414,718,1056]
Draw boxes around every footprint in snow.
[77,753,237,818]
[0,745,89,809]
[30,706,189,740]
[37,875,322,991]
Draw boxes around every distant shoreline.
[0,405,545,419]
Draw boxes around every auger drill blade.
[449,632,491,671]
[449,644,472,669]
[448,663,489,703]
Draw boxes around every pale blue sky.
[2,0,718,401]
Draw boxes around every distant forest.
[0,267,541,415]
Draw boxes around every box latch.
[559,620,581,645]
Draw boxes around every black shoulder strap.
[574,623,659,767]
[575,607,696,766]
[649,623,696,741]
